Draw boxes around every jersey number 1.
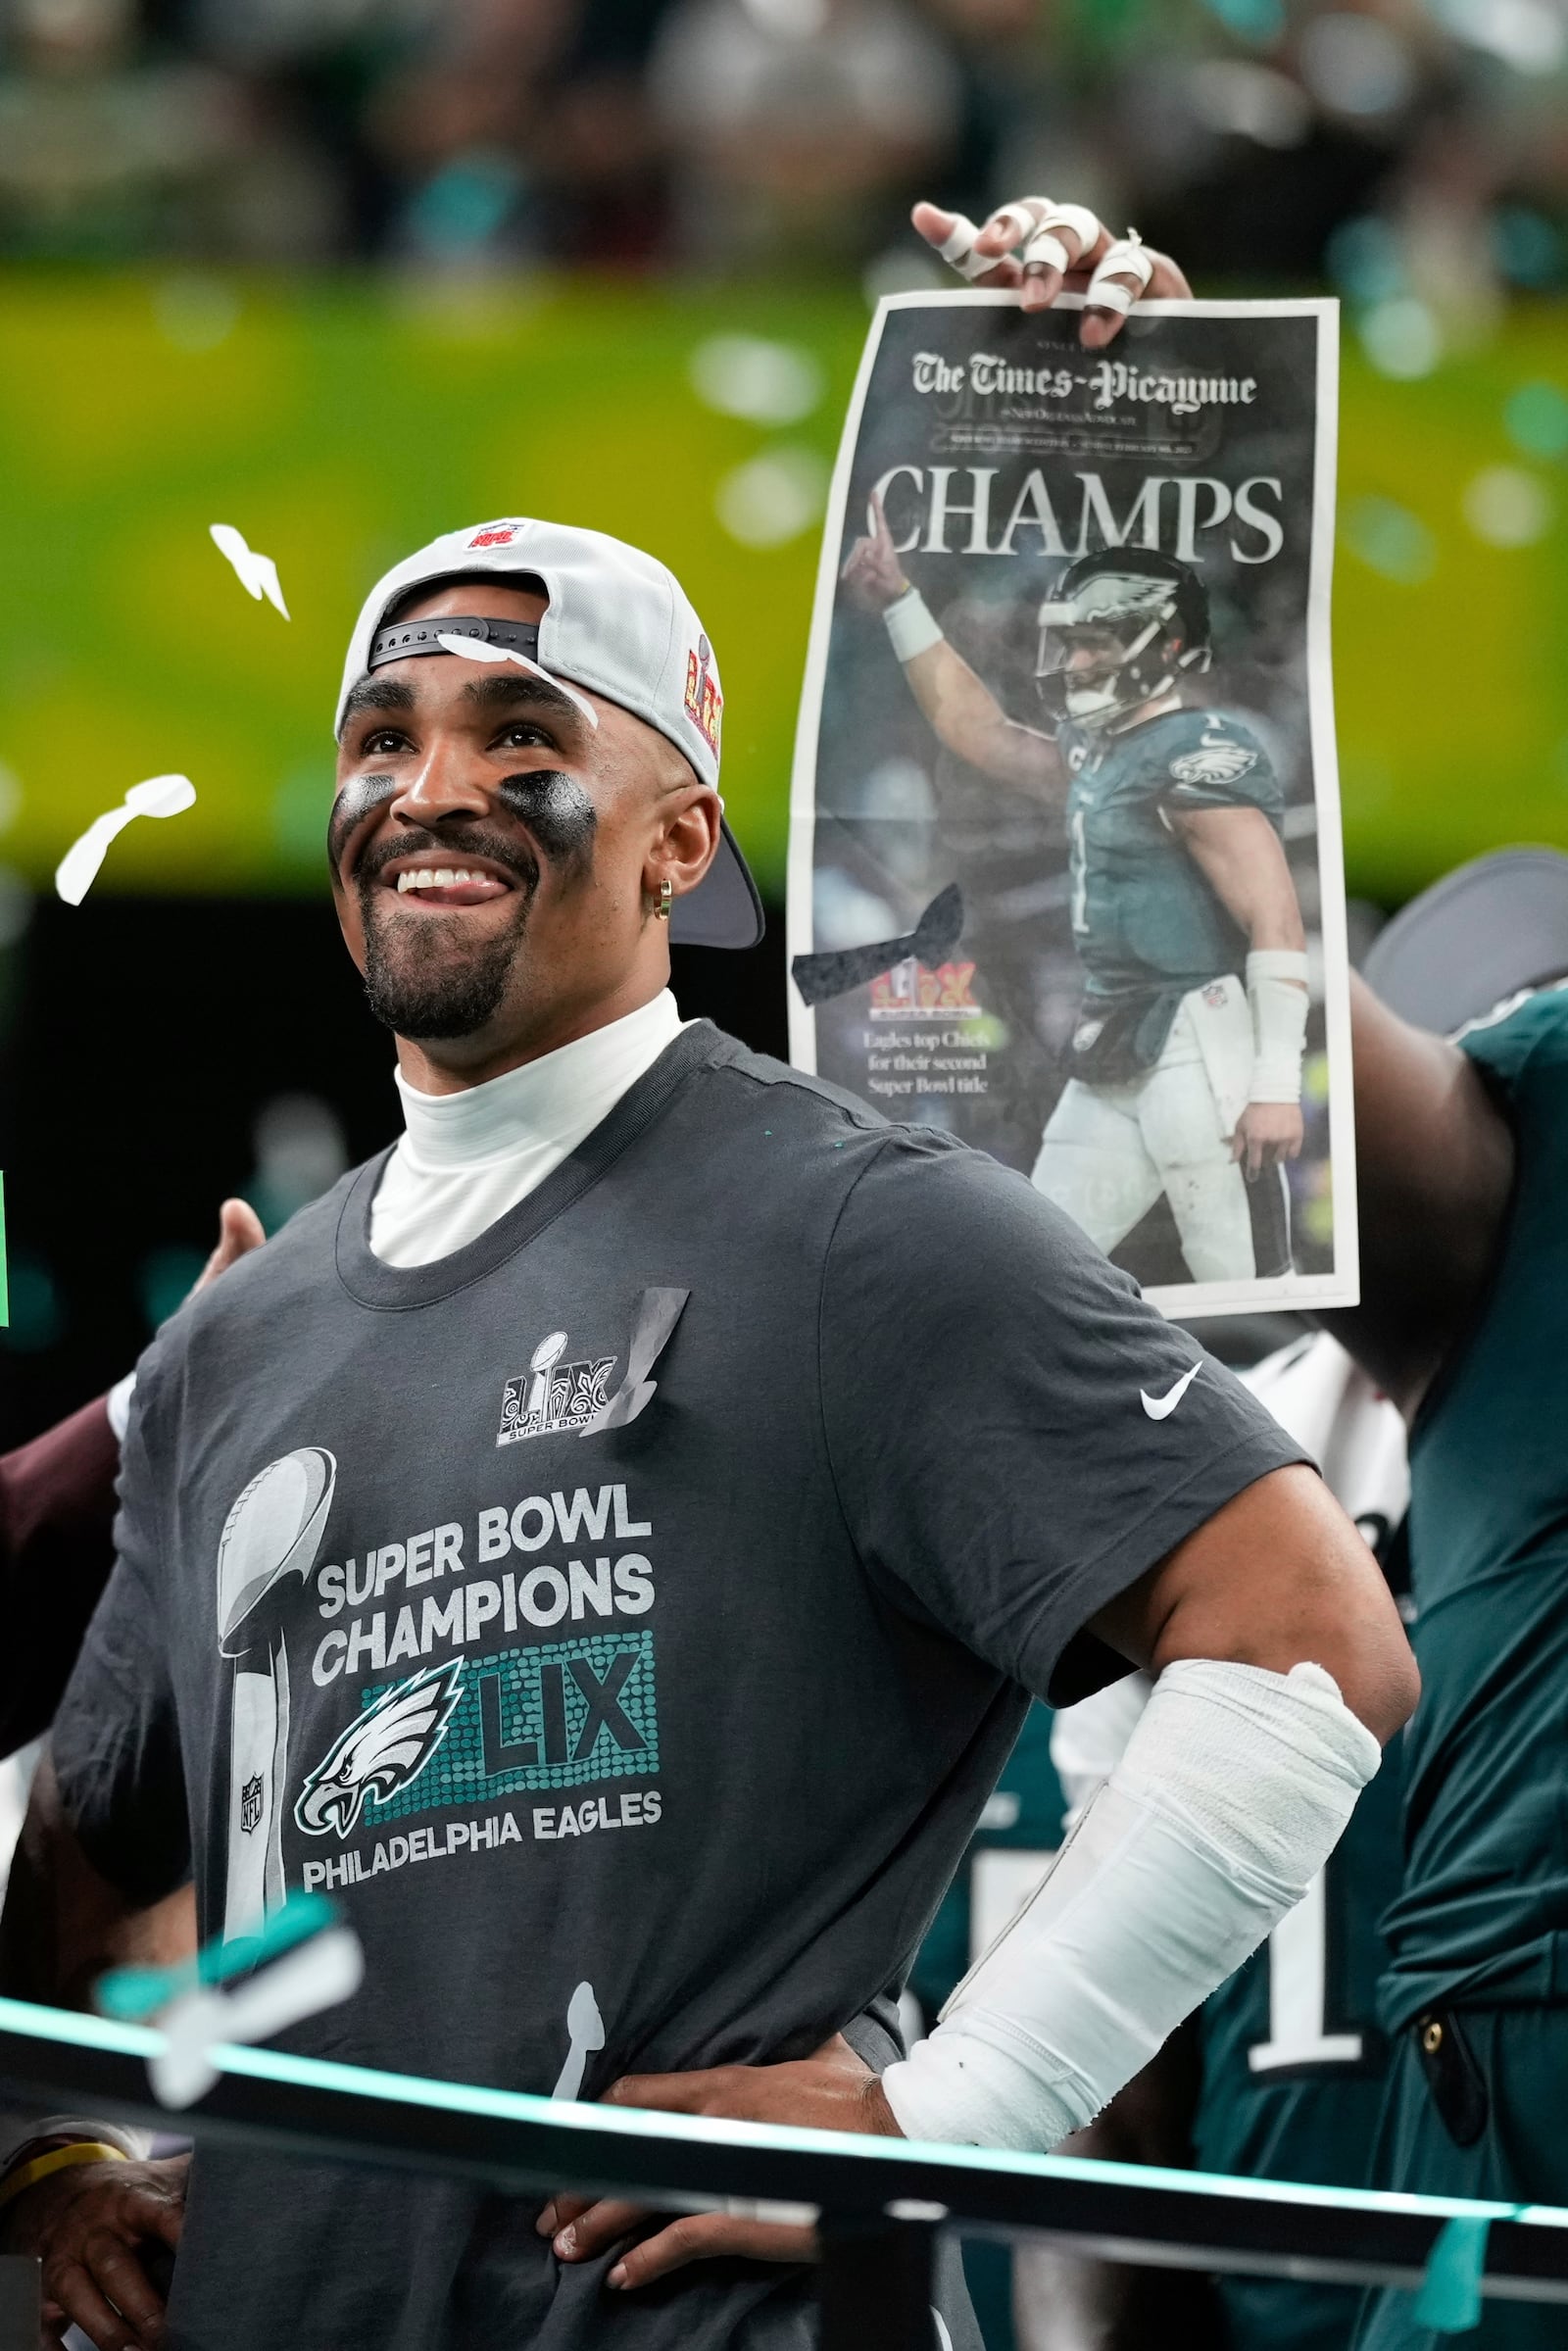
[1248,1866,1364,2073]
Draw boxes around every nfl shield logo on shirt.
[498,1328,617,1445]
[240,1774,265,1835]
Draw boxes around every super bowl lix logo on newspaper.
[787,292,1357,1318]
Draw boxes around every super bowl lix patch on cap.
[684,634,722,759]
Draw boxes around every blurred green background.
[1,271,1565,907]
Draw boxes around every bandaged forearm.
[1247,949,1309,1102]
[883,586,944,664]
[881,1660,1381,2151]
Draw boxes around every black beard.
[357,835,542,1040]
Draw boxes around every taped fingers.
[1086,232,1156,317]
[935,211,1003,283]
[978,197,1050,254]
[914,199,1037,285]
[1021,201,1102,278]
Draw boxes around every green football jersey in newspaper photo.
[1060,706,1284,1015]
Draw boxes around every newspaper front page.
[787,291,1354,1316]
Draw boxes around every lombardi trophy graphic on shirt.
[217,1446,337,1938]
[551,1981,606,2102]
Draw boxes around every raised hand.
[841,490,911,612]
[910,197,1192,346]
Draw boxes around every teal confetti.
[98,1890,339,2021]
[1412,2211,1520,2333]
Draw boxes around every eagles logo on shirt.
[1168,730,1258,789]
[295,1660,465,1839]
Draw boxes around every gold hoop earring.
[655,879,672,921]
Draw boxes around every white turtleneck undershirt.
[102,996,686,1438]
[368,989,686,1268]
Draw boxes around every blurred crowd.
[0,0,1563,306]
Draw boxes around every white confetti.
[210,522,290,619]
[433,631,600,731]
[55,774,196,906]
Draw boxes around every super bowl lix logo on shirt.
[217,1442,664,1931]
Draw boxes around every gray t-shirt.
[53,1022,1300,2351]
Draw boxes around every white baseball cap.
[336,516,764,949]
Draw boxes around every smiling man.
[2,484,1412,2351]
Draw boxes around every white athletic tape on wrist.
[1247,949,1310,1102]
[883,587,944,663]
[1022,203,1101,273]
[1087,234,1154,314]
[937,214,995,282]
[880,1658,1381,2152]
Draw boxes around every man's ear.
[646,786,721,909]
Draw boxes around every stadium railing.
[2,1993,1566,2346]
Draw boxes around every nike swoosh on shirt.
[1140,1362,1202,1420]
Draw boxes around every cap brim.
[1361,847,1568,1034]
[670,814,765,950]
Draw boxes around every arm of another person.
[0,1198,264,1760]
[0,1403,121,1761]
[841,492,1066,798]
[0,1337,211,2351]
[1318,976,1513,1418]
[0,1749,193,2351]
[1172,801,1308,1178]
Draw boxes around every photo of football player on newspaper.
[788,290,1355,1316]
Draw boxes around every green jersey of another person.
[1353,981,1568,2351]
